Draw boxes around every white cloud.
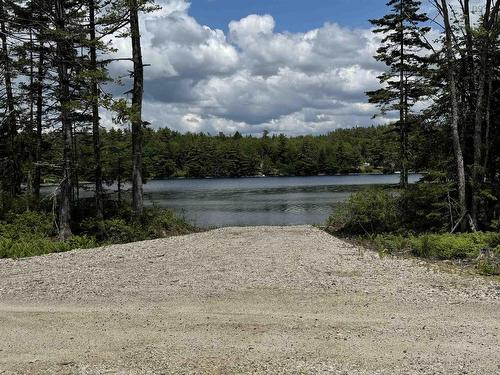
[107,0,389,135]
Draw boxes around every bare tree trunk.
[399,0,409,189]
[55,0,73,240]
[89,0,104,219]
[440,0,467,229]
[72,125,79,204]
[471,0,491,227]
[483,74,492,174]
[130,0,144,217]
[34,44,44,200]
[0,0,20,196]
[460,0,476,90]
[26,28,35,203]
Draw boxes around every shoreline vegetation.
[326,187,500,276]
[0,205,196,259]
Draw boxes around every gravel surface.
[0,225,499,374]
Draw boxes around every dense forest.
[0,0,499,248]
[40,125,410,183]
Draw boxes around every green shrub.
[372,232,500,263]
[145,208,195,237]
[80,218,147,244]
[0,211,54,239]
[409,233,494,259]
[0,235,96,259]
[80,208,195,244]
[374,234,412,255]
[476,259,499,276]
[327,188,399,234]
[0,205,195,259]
[399,180,451,232]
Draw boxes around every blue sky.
[189,0,388,32]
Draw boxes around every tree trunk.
[117,158,122,205]
[55,0,73,240]
[130,0,144,217]
[34,44,44,200]
[89,0,104,219]
[0,0,20,196]
[440,0,467,229]
[399,0,409,189]
[483,74,492,174]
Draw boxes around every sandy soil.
[0,225,499,374]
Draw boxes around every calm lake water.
[43,174,421,227]
[137,174,421,227]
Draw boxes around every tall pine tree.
[367,0,431,188]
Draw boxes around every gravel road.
[0,226,499,374]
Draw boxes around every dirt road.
[0,226,499,374]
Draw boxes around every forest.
[40,125,407,183]
[0,0,499,269]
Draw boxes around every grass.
[373,232,500,276]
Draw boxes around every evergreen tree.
[367,0,431,188]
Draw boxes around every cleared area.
[0,226,499,374]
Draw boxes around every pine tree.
[0,0,21,196]
[367,0,431,188]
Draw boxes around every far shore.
[39,171,425,187]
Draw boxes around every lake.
[135,174,421,228]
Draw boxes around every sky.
[188,0,388,32]
[107,0,436,136]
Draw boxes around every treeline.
[40,126,407,182]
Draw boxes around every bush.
[80,218,147,244]
[0,211,54,239]
[144,208,195,237]
[327,188,399,235]
[80,208,195,244]
[373,232,500,267]
[0,235,96,259]
[476,259,499,276]
[326,178,467,236]
[409,233,485,259]
[0,205,195,259]
[399,180,452,232]
[373,234,412,256]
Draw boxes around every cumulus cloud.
[107,0,390,135]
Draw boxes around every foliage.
[80,207,195,244]
[372,232,500,275]
[80,218,146,244]
[0,235,97,259]
[327,188,400,235]
[0,211,54,238]
[408,233,486,259]
[47,125,405,182]
[142,208,195,238]
[327,176,471,235]
[0,206,195,259]
[398,173,456,232]
[0,211,97,258]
